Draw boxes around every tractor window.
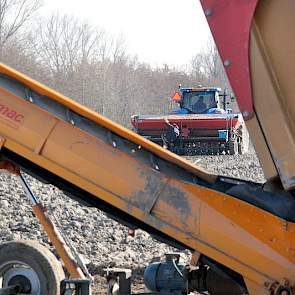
[182,91,217,114]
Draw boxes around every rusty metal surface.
[0,63,294,293]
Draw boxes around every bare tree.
[190,38,229,87]
[0,7,233,127]
[35,14,97,75]
[35,14,127,76]
[0,0,42,55]
[111,35,127,64]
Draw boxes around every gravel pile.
[0,145,265,293]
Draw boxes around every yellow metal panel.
[250,0,295,189]
[0,102,288,287]
[0,63,294,292]
[0,63,215,184]
[244,278,269,295]
[245,114,277,180]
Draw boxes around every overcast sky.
[40,0,211,68]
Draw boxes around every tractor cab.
[172,87,224,115]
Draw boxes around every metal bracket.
[107,131,117,148]
[61,279,91,295]
[104,268,132,295]
[19,173,88,280]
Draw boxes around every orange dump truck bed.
[0,63,294,294]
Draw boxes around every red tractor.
[131,87,249,155]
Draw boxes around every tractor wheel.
[238,125,250,155]
[0,240,65,295]
[227,140,238,155]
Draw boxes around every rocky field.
[0,144,265,294]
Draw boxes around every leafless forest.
[0,0,229,127]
